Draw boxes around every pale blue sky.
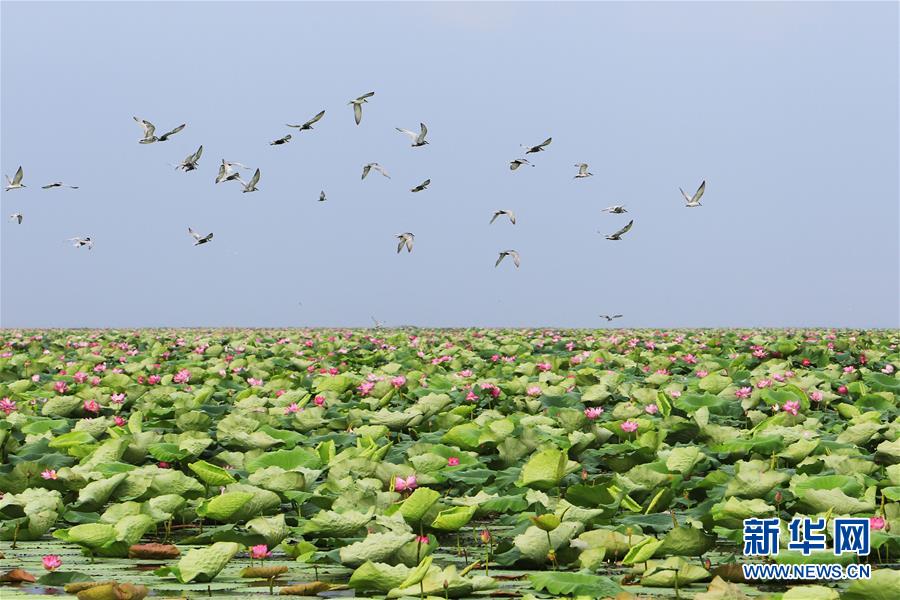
[1,1,898,328]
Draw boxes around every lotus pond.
[1,329,899,599]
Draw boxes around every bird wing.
[203,233,214,243]
[538,137,552,149]
[248,168,261,188]
[510,251,520,267]
[374,164,390,178]
[508,211,516,224]
[420,179,430,188]
[307,110,325,125]
[353,103,363,125]
[396,127,417,141]
[495,253,506,267]
[134,117,155,137]
[42,183,58,189]
[417,122,428,143]
[160,123,185,139]
[611,220,634,237]
[489,211,500,224]
[216,163,227,183]
[192,145,203,161]
[361,164,371,179]
[613,314,623,319]
[578,163,588,175]
[188,227,201,241]
[319,191,326,201]
[12,167,23,185]
[357,91,375,100]
[692,180,706,203]
[509,161,520,171]
[396,236,406,253]
[679,187,691,204]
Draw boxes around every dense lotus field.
[1,329,899,599]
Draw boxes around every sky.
[1,1,898,329]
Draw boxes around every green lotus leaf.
[245,447,322,472]
[513,521,584,563]
[247,466,306,492]
[399,488,441,525]
[196,492,254,522]
[74,473,128,511]
[842,568,900,600]
[655,526,716,557]
[710,497,775,529]
[48,430,95,450]
[429,505,478,531]
[441,422,482,450]
[387,564,483,598]
[245,514,289,547]
[528,571,624,597]
[782,585,839,600]
[622,537,664,564]
[397,555,432,589]
[224,484,281,521]
[55,523,117,548]
[301,508,374,537]
[113,513,154,545]
[348,561,411,594]
[171,541,242,583]
[797,488,875,514]
[339,531,416,567]
[641,556,711,587]
[517,447,568,490]
[188,460,236,486]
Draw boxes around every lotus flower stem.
[11,523,19,549]
[268,576,274,595]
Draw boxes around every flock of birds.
[5,90,709,323]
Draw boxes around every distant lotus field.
[1,329,899,599]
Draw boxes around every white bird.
[601,205,627,214]
[68,236,93,250]
[362,163,390,180]
[176,145,203,171]
[188,227,213,246]
[287,110,325,131]
[349,92,375,125]
[236,168,261,193]
[396,123,429,147]
[489,209,516,225]
[680,180,706,207]
[4,166,25,191]
[410,179,431,193]
[495,250,521,268]
[509,158,533,171]
[599,314,623,322]
[395,232,415,253]
[216,160,250,184]
[319,190,327,202]
[270,134,292,146]
[522,137,552,154]
[371,316,384,329]
[9,213,23,224]
[574,163,593,178]
[604,219,633,240]
[133,117,185,143]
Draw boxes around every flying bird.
[176,145,203,171]
[68,236,93,250]
[395,232,415,253]
[42,182,79,189]
[188,227,213,246]
[495,250,521,268]
[599,314,623,322]
[236,168,261,193]
[410,179,431,193]
[522,137,552,154]
[349,92,375,125]
[680,180,706,207]
[574,163,593,179]
[361,163,390,180]
[133,117,185,143]
[4,166,25,191]
[286,110,325,131]
[489,209,516,225]
[396,123,429,147]
[604,219,633,241]
[509,159,533,171]
[9,213,23,224]
[601,205,627,214]
[216,160,250,184]
[371,316,384,329]
[270,134,292,146]
[319,190,327,202]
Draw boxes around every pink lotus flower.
[682,354,698,364]
[801,358,811,366]
[584,407,604,420]
[54,381,68,394]
[416,535,429,544]
[0,397,16,415]
[782,400,800,416]
[837,385,848,395]
[314,395,325,407]
[843,366,856,374]
[158,462,171,469]
[110,393,125,404]
[93,363,107,373]
[114,416,126,427]
[447,457,460,467]
[89,376,100,386]
[756,379,772,389]
[645,404,659,415]
[394,474,418,492]
[31,374,41,382]
[695,370,708,378]
[173,369,191,384]
[465,391,478,402]
[784,370,795,378]
[42,555,62,571]
[73,371,88,384]
[247,377,263,387]
[357,381,375,396]
[458,369,473,377]
[655,369,669,375]
[882,364,895,374]
[83,399,100,414]
[809,390,823,402]
[752,349,768,359]
[620,420,638,433]
[249,544,271,560]
[391,376,407,388]
[147,375,161,385]
[536,362,552,372]
[526,386,542,397]
[669,390,682,398]
[41,469,58,480]
[284,403,300,415]
[735,387,752,399]
[870,516,886,530]
[275,389,286,398]
[772,373,785,382]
